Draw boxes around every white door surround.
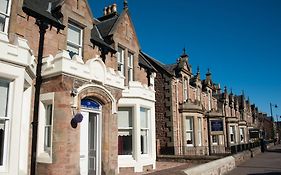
[80,99,102,175]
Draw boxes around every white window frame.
[117,47,125,76]
[198,117,202,146]
[208,90,211,111]
[0,79,12,171]
[44,104,53,155]
[240,128,244,143]
[0,0,12,33]
[230,126,235,144]
[212,135,218,145]
[67,22,83,57]
[185,117,194,146]
[140,107,150,155]
[127,52,134,82]
[37,93,55,163]
[118,107,133,156]
[183,78,188,101]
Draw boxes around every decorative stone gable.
[42,50,125,89]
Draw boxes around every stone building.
[1,0,156,174]
[145,51,223,156]
[0,0,275,174]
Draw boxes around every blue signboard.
[81,99,101,110]
[211,120,224,132]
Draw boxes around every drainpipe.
[207,113,211,155]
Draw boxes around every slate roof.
[90,26,116,53]
[139,52,157,72]
[140,51,173,76]
[22,0,65,30]
[96,13,119,38]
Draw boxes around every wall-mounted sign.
[249,129,260,139]
[210,119,224,133]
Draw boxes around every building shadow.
[248,172,281,175]
[266,149,281,153]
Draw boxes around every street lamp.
[270,103,278,122]
[270,103,278,140]
[22,1,65,175]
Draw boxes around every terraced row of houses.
[0,0,274,174]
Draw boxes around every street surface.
[227,144,281,175]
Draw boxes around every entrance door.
[80,111,101,175]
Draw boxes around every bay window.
[185,117,193,146]
[118,107,133,155]
[67,22,83,57]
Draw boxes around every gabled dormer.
[92,2,153,87]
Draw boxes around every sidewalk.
[227,144,281,175]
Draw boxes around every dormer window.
[67,22,83,57]
[0,0,11,33]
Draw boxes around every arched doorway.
[80,99,102,175]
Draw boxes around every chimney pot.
[103,7,107,15]
[112,3,117,13]
[107,5,112,14]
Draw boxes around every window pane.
[117,47,124,75]
[67,45,79,56]
[0,0,9,14]
[198,118,202,131]
[128,52,133,67]
[0,81,9,118]
[44,126,51,147]
[68,24,81,45]
[0,14,5,32]
[186,132,193,145]
[240,128,244,141]
[118,108,132,128]
[198,131,202,146]
[141,130,148,154]
[212,135,218,143]
[46,104,52,125]
[0,119,5,165]
[140,108,148,128]
[118,130,132,155]
[230,126,235,142]
[186,118,193,131]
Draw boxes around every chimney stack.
[103,3,117,16]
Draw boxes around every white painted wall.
[0,32,35,175]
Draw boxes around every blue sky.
[89,0,281,120]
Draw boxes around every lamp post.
[270,103,278,140]
[22,1,65,174]
[270,103,278,122]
